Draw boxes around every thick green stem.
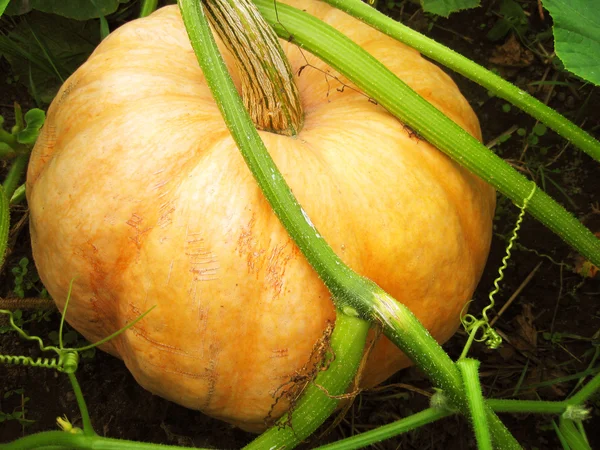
[559,418,592,450]
[180,1,371,444]
[66,372,95,436]
[245,311,370,450]
[320,0,600,163]
[314,396,588,450]
[179,1,519,448]
[488,399,568,414]
[371,291,520,449]
[139,0,158,17]
[0,430,201,449]
[568,372,600,405]
[252,0,600,271]
[0,128,17,147]
[316,407,451,450]
[458,359,492,450]
[3,154,29,200]
[0,185,9,268]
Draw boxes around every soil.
[1,1,599,449]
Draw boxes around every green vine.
[320,0,600,163]
[1,2,598,449]
[460,182,537,357]
[252,0,600,270]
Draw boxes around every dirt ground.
[1,1,599,449]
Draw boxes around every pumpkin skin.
[27,1,495,432]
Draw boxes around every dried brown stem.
[203,0,303,136]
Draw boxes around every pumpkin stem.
[203,0,304,136]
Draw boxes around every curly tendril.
[0,280,155,374]
[460,183,537,358]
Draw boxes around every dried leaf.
[489,34,534,67]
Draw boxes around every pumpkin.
[26,1,495,432]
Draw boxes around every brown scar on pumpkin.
[56,80,80,105]
[237,214,267,275]
[130,326,202,360]
[185,232,219,281]
[265,242,296,299]
[270,348,289,359]
[126,213,152,248]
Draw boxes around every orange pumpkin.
[27,1,495,432]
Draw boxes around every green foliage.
[12,257,47,299]
[410,0,600,86]
[0,12,99,103]
[0,308,53,334]
[5,0,131,20]
[0,0,9,17]
[420,0,479,17]
[0,388,35,427]
[48,330,96,360]
[16,109,45,144]
[0,309,23,334]
[543,0,600,86]
[486,0,529,41]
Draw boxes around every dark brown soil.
[1,1,599,449]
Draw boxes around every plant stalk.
[252,0,600,272]
[0,430,203,449]
[3,154,29,200]
[568,372,600,405]
[245,311,370,449]
[178,1,520,448]
[204,0,303,135]
[458,359,492,450]
[0,185,9,268]
[488,399,568,414]
[315,407,451,450]
[67,373,95,436]
[320,0,600,163]
[139,0,158,17]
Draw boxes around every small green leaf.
[420,0,480,18]
[527,134,539,146]
[0,0,10,18]
[533,123,548,136]
[487,18,513,41]
[486,0,528,41]
[5,0,130,20]
[543,0,600,86]
[16,109,46,144]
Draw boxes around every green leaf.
[99,16,110,40]
[0,0,10,18]
[420,0,480,18]
[16,109,45,144]
[543,0,600,86]
[5,0,130,19]
[0,12,99,103]
[486,0,528,41]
